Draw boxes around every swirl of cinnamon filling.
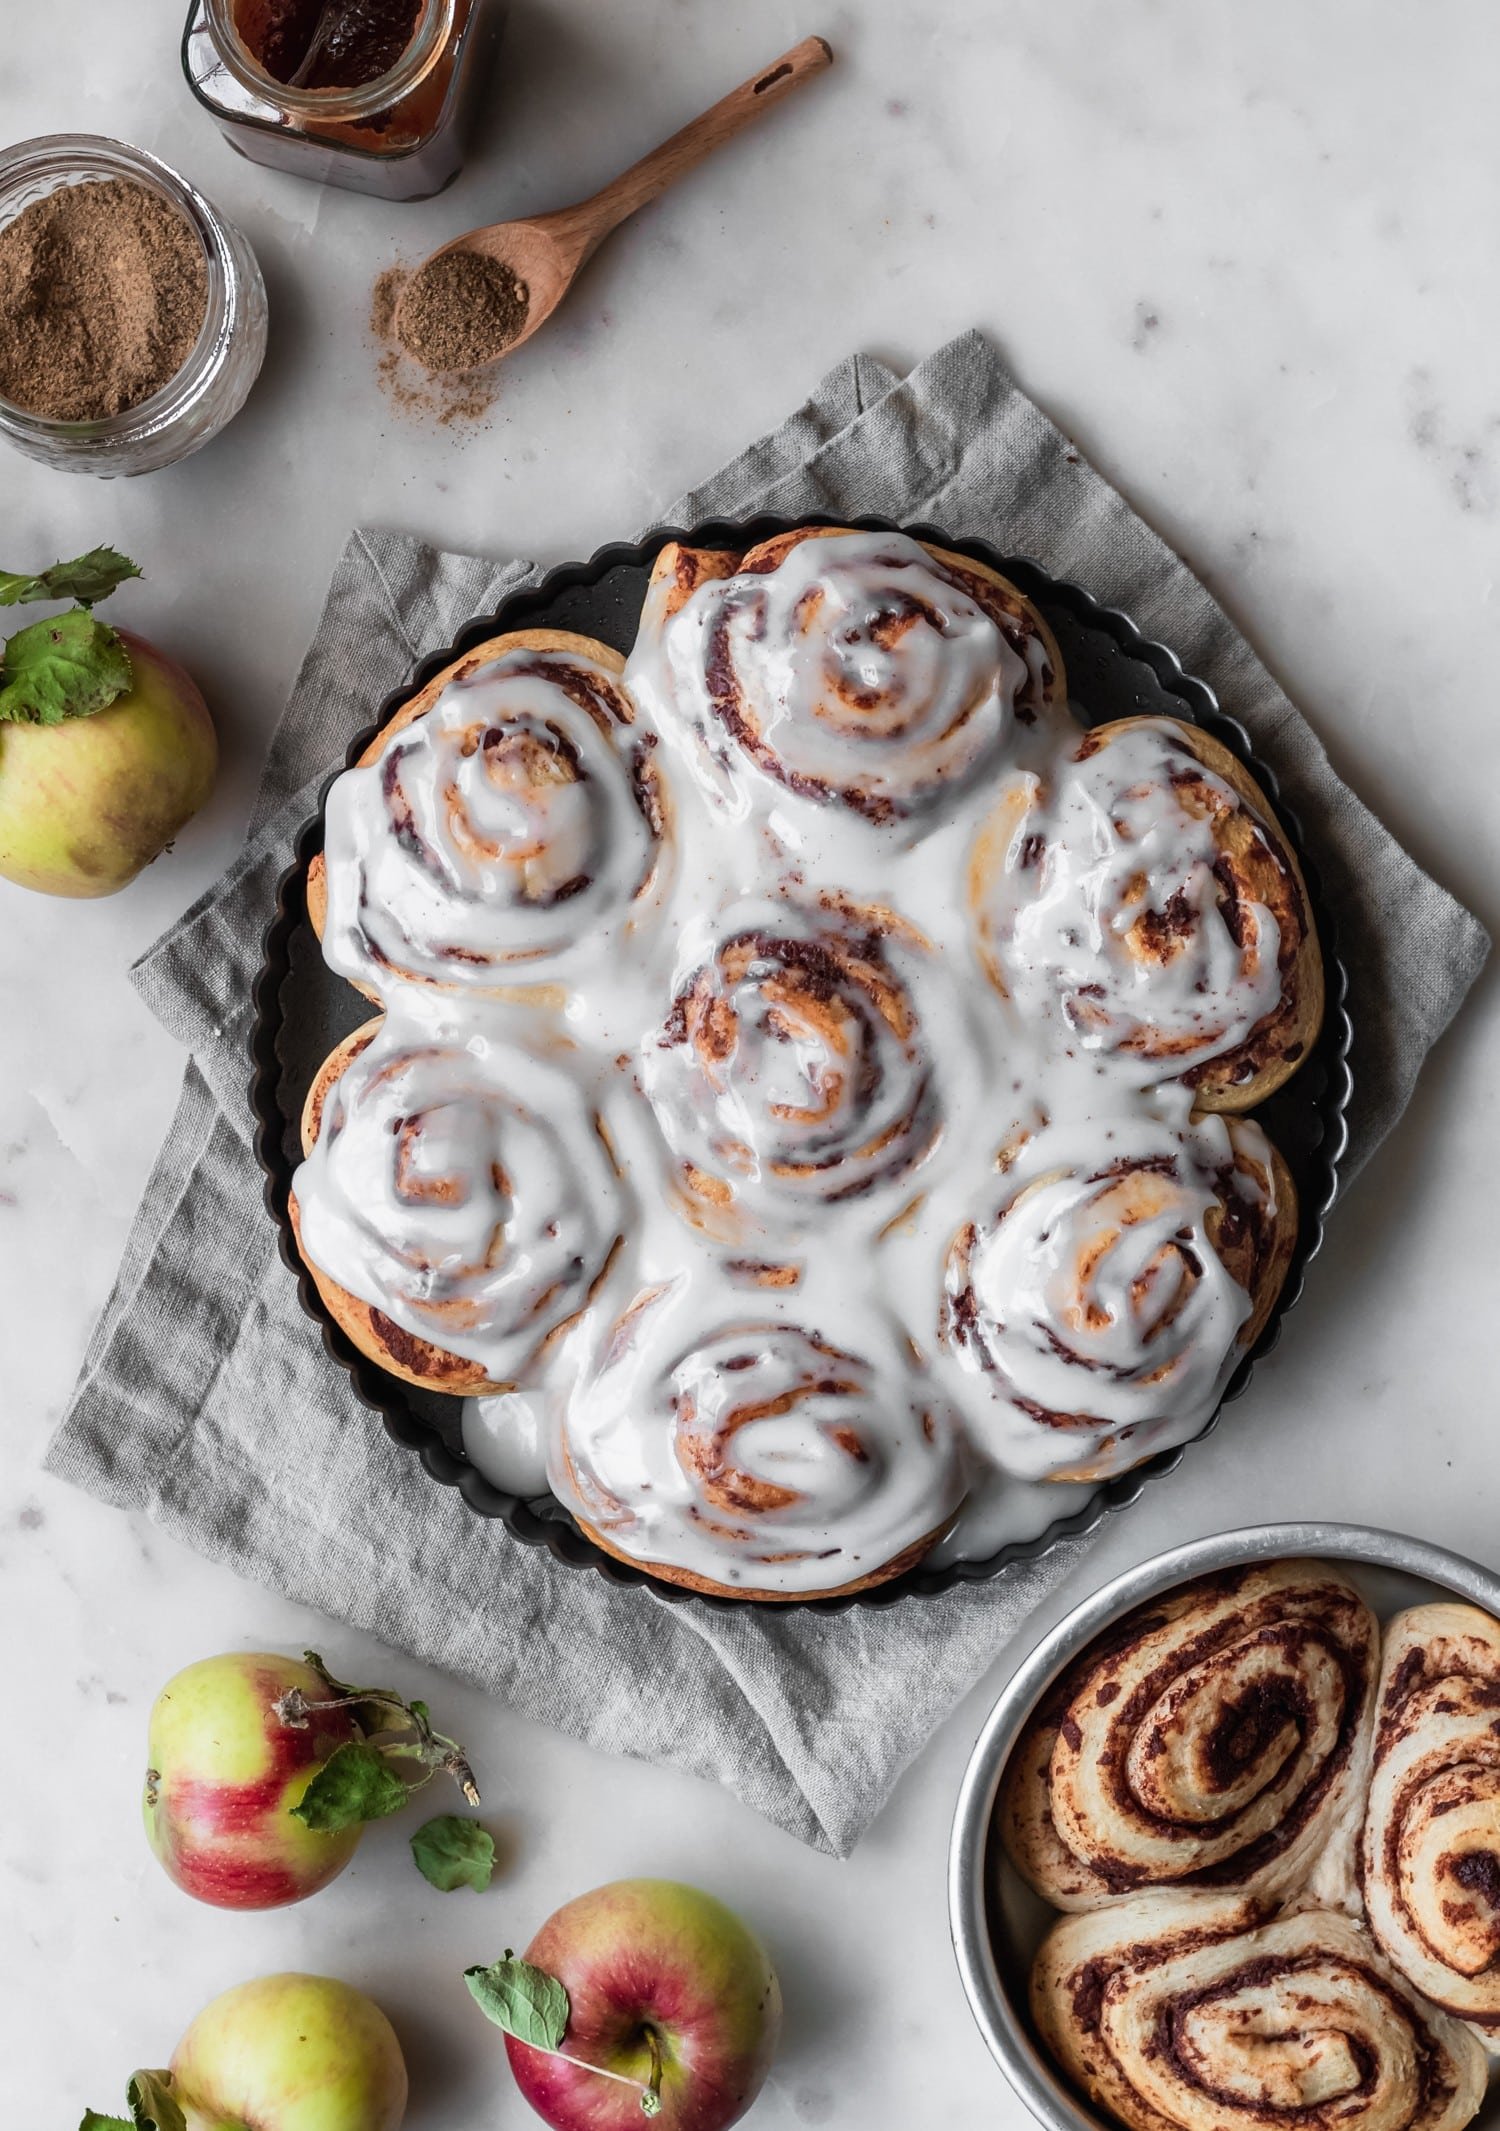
[624,527,1062,827]
[1361,1603,1500,2031]
[940,1113,1296,1484]
[289,1016,623,1394]
[1000,1560,1379,1910]
[550,1280,965,1599]
[969,716,1322,1108]
[313,633,664,995]
[643,896,941,1225]
[1031,1896,1487,2131]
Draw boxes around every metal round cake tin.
[249,516,1354,1611]
[947,1522,1500,2131]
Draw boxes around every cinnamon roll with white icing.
[1031,1895,1487,2131]
[940,1111,1297,1484]
[1000,1560,1379,1910]
[309,629,665,999]
[969,716,1322,1108]
[289,1014,624,1395]
[549,1277,965,1599]
[642,892,941,1229]
[624,526,1064,830]
[1361,1603,1500,2034]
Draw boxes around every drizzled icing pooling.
[940,1111,1278,1483]
[294,536,1312,1595]
[642,892,940,1224]
[971,718,1286,1082]
[550,1273,965,1596]
[292,1006,624,1386]
[320,645,663,992]
[624,529,1049,829]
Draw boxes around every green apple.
[0,626,215,897]
[169,1974,407,2131]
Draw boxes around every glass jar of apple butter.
[181,0,495,200]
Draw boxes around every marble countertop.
[4,3,1498,2123]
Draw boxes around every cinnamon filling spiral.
[1001,1561,1379,1908]
[1362,1604,1500,2028]
[970,718,1311,1092]
[551,1281,964,1596]
[321,646,663,991]
[1032,1896,1487,2131]
[940,1114,1287,1483]
[644,898,940,1221]
[625,529,1056,826]
[291,1022,622,1385]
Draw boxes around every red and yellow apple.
[0,627,215,897]
[168,1973,407,2131]
[506,1879,782,2131]
[144,1653,363,1910]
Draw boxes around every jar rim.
[0,134,235,442]
[201,0,456,123]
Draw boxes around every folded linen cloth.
[47,330,1489,1856]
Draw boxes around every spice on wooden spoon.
[391,34,833,377]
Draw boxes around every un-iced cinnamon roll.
[549,1277,965,1599]
[289,1015,623,1395]
[940,1111,1297,1484]
[624,526,1064,829]
[643,892,941,1229]
[969,716,1322,1108]
[309,630,665,1000]
[1000,1560,1379,1909]
[1032,1895,1487,2131]
[1361,1603,1500,2033]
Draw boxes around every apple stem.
[642,2027,665,2116]
[542,2046,658,2100]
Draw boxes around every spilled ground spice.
[370,265,497,428]
[0,178,208,421]
[394,249,528,373]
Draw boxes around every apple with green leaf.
[144,1649,484,1910]
[467,1879,782,2129]
[81,1972,407,2131]
[0,546,216,898]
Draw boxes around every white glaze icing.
[296,531,1304,1591]
[624,529,1047,831]
[462,1390,552,1497]
[938,1111,1277,1483]
[292,999,625,1385]
[971,718,1285,1082]
[320,645,664,994]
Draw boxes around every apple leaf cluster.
[0,546,142,728]
[281,1650,483,1845]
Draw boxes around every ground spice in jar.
[0,178,208,422]
[395,250,529,373]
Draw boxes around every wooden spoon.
[395,34,834,374]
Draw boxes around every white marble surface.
[3,2,1499,2123]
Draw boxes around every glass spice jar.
[0,135,268,479]
[181,0,496,200]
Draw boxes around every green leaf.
[411,1814,495,1892]
[128,2072,187,2131]
[291,1740,411,1831]
[465,1955,570,2052]
[0,546,141,608]
[79,2115,132,2130]
[0,609,132,726]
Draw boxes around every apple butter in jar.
[181,0,495,199]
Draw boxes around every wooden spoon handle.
[575,35,834,244]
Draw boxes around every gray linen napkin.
[46,331,1489,1857]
